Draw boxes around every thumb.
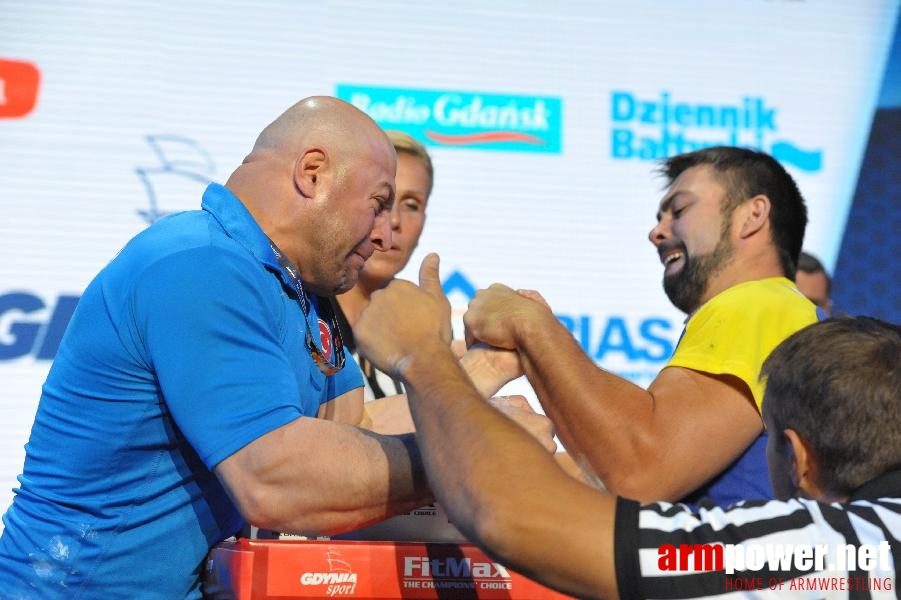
[418,252,444,298]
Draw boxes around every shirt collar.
[200,182,283,276]
[849,469,901,502]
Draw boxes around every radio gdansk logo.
[337,84,562,154]
[610,90,823,172]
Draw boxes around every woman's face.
[358,151,431,290]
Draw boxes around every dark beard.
[663,236,735,314]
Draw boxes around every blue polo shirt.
[0,183,363,598]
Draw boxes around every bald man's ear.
[294,148,326,199]
[738,194,771,239]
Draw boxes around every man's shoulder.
[669,277,818,406]
[98,211,269,311]
[119,210,254,269]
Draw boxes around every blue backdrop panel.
[833,13,901,323]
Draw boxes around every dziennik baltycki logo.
[610,90,823,172]
[337,84,562,153]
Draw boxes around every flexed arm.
[463,285,763,502]
[355,254,616,599]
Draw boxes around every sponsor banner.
[337,84,562,153]
[609,90,824,172]
[204,539,573,599]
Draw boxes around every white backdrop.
[1,0,898,525]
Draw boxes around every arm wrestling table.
[203,538,574,599]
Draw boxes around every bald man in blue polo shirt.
[0,97,553,599]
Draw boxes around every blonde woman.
[334,131,434,401]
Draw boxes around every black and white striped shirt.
[615,470,901,599]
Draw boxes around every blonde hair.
[385,130,434,198]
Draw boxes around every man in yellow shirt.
[356,256,898,600]
[463,146,819,506]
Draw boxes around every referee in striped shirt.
[355,254,899,599]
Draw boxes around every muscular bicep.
[213,416,368,531]
[213,416,428,534]
[639,366,763,501]
[213,416,312,528]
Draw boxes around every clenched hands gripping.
[355,253,452,379]
[356,253,556,454]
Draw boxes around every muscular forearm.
[216,418,432,536]
[513,312,665,498]
[400,342,618,599]
[515,314,765,502]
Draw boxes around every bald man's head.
[251,96,391,164]
[226,96,398,295]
